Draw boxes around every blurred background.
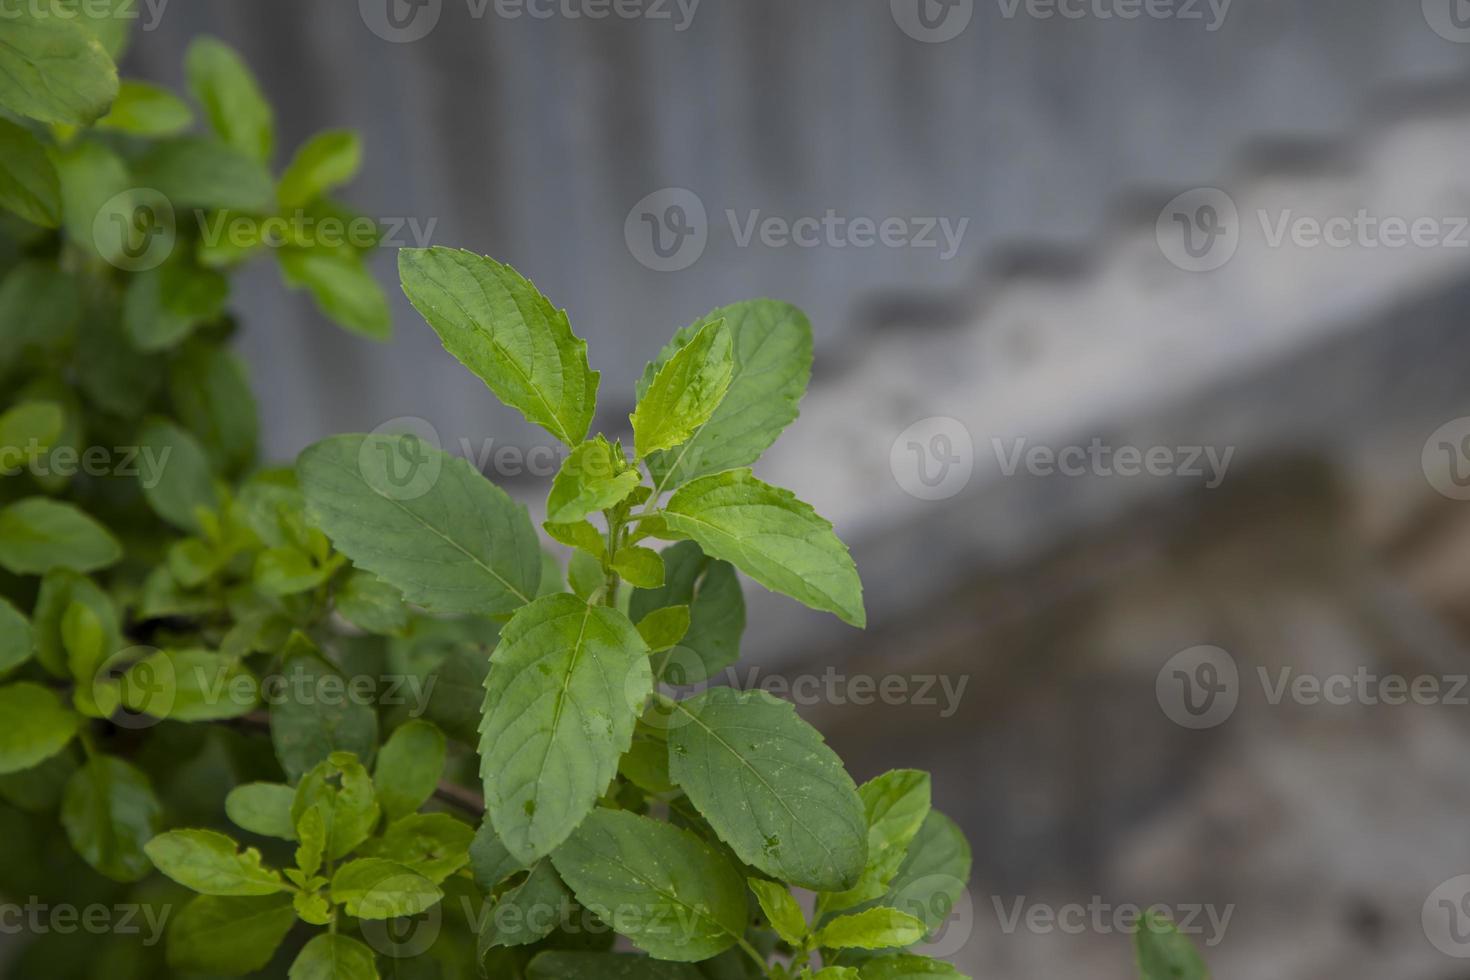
[119,1,1470,976]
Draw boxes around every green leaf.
[137,419,218,532]
[398,247,599,446]
[470,819,525,892]
[166,894,296,975]
[0,117,59,226]
[566,549,603,601]
[661,469,865,627]
[630,541,744,684]
[291,752,381,860]
[0,400,63,474]
[526,952,705,979]
[852,811,971,943]
[0,7,118,125]
[635,605,689,653]
[0,261,78,370]
[295,804,326,876]
[611,545,663,589]
[374,719,446,821]
[96,80,192,136]
[360,812,473,884]
[337,570,410,636]
[0,682,77,773]
[298,433,541,616]
[666,687,868,891]
[631,318,733,459]
[857,956,968,978]
[133,137,276,212]
[31,571,113,678]
[144,828,290,896]
[816,908,927,951]
[54,0,133,59]
[279,247,391,340]
[271,649,380,781]
[254,545,337,597]
[813,969,863,979]
[479,858,572,952]
[331,857,442,919]
[226,782,298,840]
[544,518,605,556]
[479,594,653,863]
[546,436,641,524]
[290,933,381,980]
[0,598,34,675]
[550,808,747,961]
[61,755,161,882]
[823,770,931,912]
[1134,911,1210,980]
[0,498,122,574]
[170,342,259,476]
[279,130,362,209]
[186,36,274,164]
[123,259,228,351]
[644,300,812,490]
[749,877,807,946]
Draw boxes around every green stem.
[735,935,769,975]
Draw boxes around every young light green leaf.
[123,260,228,352]
[61,755,161,882]
[166,894,296,976]
[479,858,571,952]
[133,137,276,212]
[666,687,868,892]
[298,433,541,616]
[118,648,258,723]
[0,682,77,774]
[611,545,663,589]
[749,877,808,946]
[857,955,969,979]
[629,540,744,684]
[289,752,381,859]
[479,594,653,863]
[296,804,326,876]
[294,890,333,926]
[96,80,193,136]
[823,770,932,912]
[550,808,747,961]
[526,952,704,979]
[186,36,274,164]
[398,247,599,446]
[373,720,447,821]
[631,318,733,459]
[644,300,813,490]
[635,604,690,653]
[0,598,34,675]
[544,518,605,557]
[278,247,391,340]
[359,812,473,884]
[137,419,218,532]
[661,469,865,627]
[271,642,381,777]
[331,857,442,919]
[289,933,381,980]
[0,118,60,227]
[0,498,122,574]
[1135,911,1210,980]
[226,782,298,840]
[337,570,410,636]
[546,436,641,524]
[145,828,290,896]
[0,8,118,125]
[815,908,927,951]
[278,130,362,209]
